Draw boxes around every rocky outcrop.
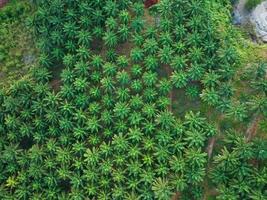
[251,1,267,42]
[233,0,250,25]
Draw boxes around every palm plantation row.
[0,0,266,199]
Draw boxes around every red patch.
[144,0,158,9]
[0,0,8,8]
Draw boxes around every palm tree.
[157,0,173,17]
[112,133,129,152]
[189,47,203,63]
[32,67,52,83]
[170,55,187,71]
[185,148,207,168]
[152,177,173,200]
[101,110,113,126]
[158,45,174,64]
[77,30,92,47]
[188,63,205,81]
[93,26,104,39]
[186,31,202,47]
[144,55,159,71]
[103,62,117,76]
[157,96,171,110]
[131,64,143,77]
[76,46,91,60]
[143,38,158,54]
[185,85,200,99]
[158,78,171,95]
[90,55,102,70]
[156,110,175,130]
[129,112,143,126]
[184,111,205,130]
[159,32,173,46]
[87,115,101,133]
[119,10,130,24]
[50,30,63,46]
[66,40,76,52]
[63,54,76,68]
[171,71,188,88]
[116,71,130,86]
[106,17,117,31]
[142,71,158,87]
[131,33,144,47]
[118,24,130,42]
[143,88,157,102]
[160,18,172,32]
[84,147,100,167]
[39,53,51,67]
[116,88,130,102]
[201,71,221,88]
[226,101,248,121]
[131,79,143,93]
[130,48,144,63]
[101,77,115,92]
[117,55,129,69]
[113,102,130,119]
[131,17,144,33]
[103,31,118,48]
[74,78,88,92]
[174,24,186,40]
[184,128,206,148]
[132,2,144,16]
[104,0,118,16]
[219,83,235,99]
[248,95,267,115]
[63,22,77,38]
[127,127,143,143]
[142,103,156,119]
[129,94,143,110]
[171,175,187,192]
[200,87,220,106]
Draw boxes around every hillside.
[0,1,266,199]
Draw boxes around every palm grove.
[0,0,266,199]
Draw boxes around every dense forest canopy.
[0,0,266,199]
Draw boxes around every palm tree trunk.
[246,112,262,142]
[171,192,180,200]
[206,136,216,160]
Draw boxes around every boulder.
[251,1,267,42]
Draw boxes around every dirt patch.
[116,41,134,58]
[246,114,263,141]
[50,78,62,92]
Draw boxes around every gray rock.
[233,10,243,25]
[23,54,36,65]
[232,0,250,25]
[250,1,267,42]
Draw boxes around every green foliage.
[212,132,267,199]
[0,0,266,199]
[245,0,263,10]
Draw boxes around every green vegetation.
[0,0,266,199]
[245,0,262,10]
